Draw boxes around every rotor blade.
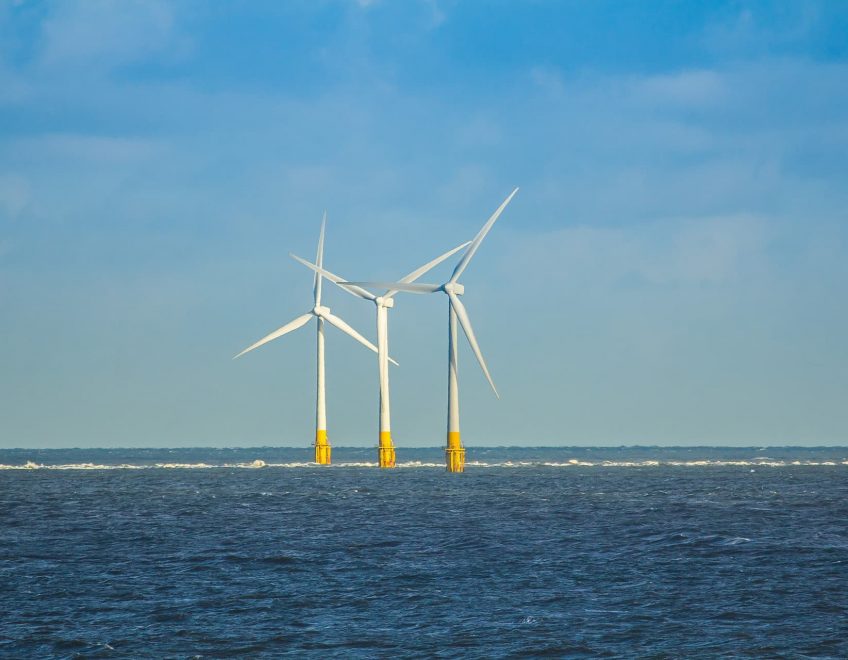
[385,241,472,298]
[313,212,327,306]
[398,242,471,284]
[447,292,498,398]
[290,253,376,301]
[322,312,399,365]
[450,187,518,283]
[233,312,313,359]
[344,282,441,294]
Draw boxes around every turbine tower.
[346,189,518,472]
[290,241,470,468]
[234,214,386,465]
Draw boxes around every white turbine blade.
[290,253,376,301]
[447,292,498,398]
[344,282,441,294]
[450,187,518,283]
[385,241,472,298]
[322,312,375,352]
[313,212,327,306]
[398,242,471,284]
[322,312,399,365]
[233,312,313,359]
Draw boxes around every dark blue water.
[2,447,847,657]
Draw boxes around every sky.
[1,0,847,448]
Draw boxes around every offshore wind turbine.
[346,188,518,472]
[234,214,387,465]
[290,241,470,468]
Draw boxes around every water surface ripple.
[1,447,846,657]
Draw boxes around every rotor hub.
[443,282,465,295]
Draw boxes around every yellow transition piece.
[446,431,465,473]
[379,431,396,468]
[314,429,331,465]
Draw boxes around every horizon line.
[3,444,847,451]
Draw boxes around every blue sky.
[1,0,846,448]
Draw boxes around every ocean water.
[2,446,846,658]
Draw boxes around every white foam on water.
[2,460,309,470]
[724,537,752,545]
[2,459,847,470]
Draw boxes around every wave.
[2,459,847,470]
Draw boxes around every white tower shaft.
[377,303,396,467]
[378,305,390,432]
[315,317,330,463]
[446,303,464,472]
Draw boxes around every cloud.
[423,0,446,28]
[666,215,768,284]
[529,66,566,96]
[630,70,726,107]
[509,214,769,289]
[14,134,165,165]
[703,4,823,57]
[37,0,178,71]
[0,174,30,219]
[0,63,29,104]
[354,0,445,27]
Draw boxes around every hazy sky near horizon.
[1,1,847,448]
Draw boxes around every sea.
[2,446,846,658]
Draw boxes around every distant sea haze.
[3,446,847,656]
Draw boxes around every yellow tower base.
[378,431,396,468]
[445,431,465,472]
[314,430,331,465]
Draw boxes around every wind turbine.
[234,214,387,465]
[290,241,470,467]
[345,188,518,472]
